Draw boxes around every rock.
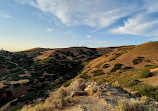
[68,79,86,92]
[71,91,88,97]
[100,98,118,106]
[78,83,86,91]
[84,82,99,96]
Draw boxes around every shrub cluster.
[117,99,154,111]
[133,57,144,65]
[110,63,122,72]
[10,101,17,106]
[63,80,72,87]
[92,69,105,77]
[17,91,36,102]
[102,64,110,68]
[80,73,91,79]
[138,69,152,78]
[124,80,140,88]
[13,83,21,88]
[122,66,132,70]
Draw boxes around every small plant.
[13,83,21,87]
[63,80,72,87]
[133,57,144,65]
[102,64,110,68]
[92,69,105,77]
[122,66,132,70]
[109,58,116,61]
[80,73,91,79]
[124,80,140,88]
[117,99,153,111]
[10,101,17,106]
[110,63,122,72]
[138,69,152,78]
[17,91,36,102]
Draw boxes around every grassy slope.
[78,42,158,101]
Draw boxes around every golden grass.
[116,99,154,111]
[21,88,80,111]
[10,79,29,85]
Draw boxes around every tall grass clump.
[92,69,105,77]
[116,99,154,111]
[138,69,152,78]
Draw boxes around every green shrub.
[80,73,91,79]
[10,101,17,106]
[38,78,45,82]
[138,69,152,78]
[102,64,110,68]
[117,99,153,111]
[13,83,21,87]
[92,69,105,77]
[133,57,144,65]
[124,80,140,88]
[122,66,132,70]
[63,80,72,87]
[110,63,122,72]
[109,58,116,61]
[11,106,23,111]
[17,91,36,102]
[145,65,153,67]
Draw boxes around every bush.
[145,65,153,67]
[11,106,23,111]
[13,83,21,87]
[63,80,72,87]
[133,57,144,65]
[138,69,152,78]
[122,66,132,70]
[10,101,17,106]
[117,99,153,111]
[17,91,36,102]
[111,63,122,72]
[102,64,110,68]
[80,73,91,79]
[92,70,105,77]
[124,80,140,88]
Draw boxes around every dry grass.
[10,79,29,85]
[0,82,4,88]
[116,99,154,111]
[21,88,80,111]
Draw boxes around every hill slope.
[1,42,158,111]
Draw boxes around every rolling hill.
[1,42,158,111]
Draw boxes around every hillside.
[1,42,158,111]
[0,47,112,110]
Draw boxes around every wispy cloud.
[17,0,141,28]
[112,13,158,37]
[86,35,92,38]
[17,0,158,37]
[47,28,53,32]
[0,12,11,18]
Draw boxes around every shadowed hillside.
[0,47,112,110]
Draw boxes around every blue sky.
[0,0,158,51]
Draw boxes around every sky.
[0,0,158,51]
